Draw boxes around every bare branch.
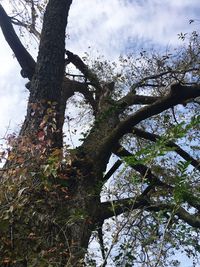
[103,159,122,181]
[63,78,97,112]
[117,92,160,110]
[65,50,101,90]
[98,195,149,221]
[131,67,200,89]
[0,4,36,80]
[97,222,106,260]
[11,16,41,40]
[99,198,200,228]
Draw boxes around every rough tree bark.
[0,1,200,266]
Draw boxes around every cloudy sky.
[67,0,200,56]
[0,0,199,138]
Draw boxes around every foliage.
[0,1,200,266]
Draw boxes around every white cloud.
[0,31,28,136]
[0,0,199,138]
[67,0,200,58]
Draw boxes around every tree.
[0,1,200,266]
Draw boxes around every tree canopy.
[0,1,200,266]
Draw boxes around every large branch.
[98,195,149,221]
[132,127,200,172]
[66,50,101,90]
[117,92,160,110]
[99,197,200,228]
[103,159,122,181]
[0,4,36,80]
[62,77,97,111]
[115,64,200,111]
[99,84,200,155]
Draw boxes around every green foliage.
[1,4,200,264]
[173,160,191,203]
[125,115,199,166]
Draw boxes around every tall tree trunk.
[21,0,72,148]
[2,1,200,266]
[0,1,111,264]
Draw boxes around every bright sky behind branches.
[0,1,199,265]
[0,0,199,138]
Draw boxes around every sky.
[0,0,199,138]
[0,0,199,265]
[67,0,200,56]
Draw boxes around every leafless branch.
[99,197,200,228]
[65,50,101,90]
[63,78,97,112]
[0,4,36,80]
[103,159,122,181]
[117,93,160,110]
